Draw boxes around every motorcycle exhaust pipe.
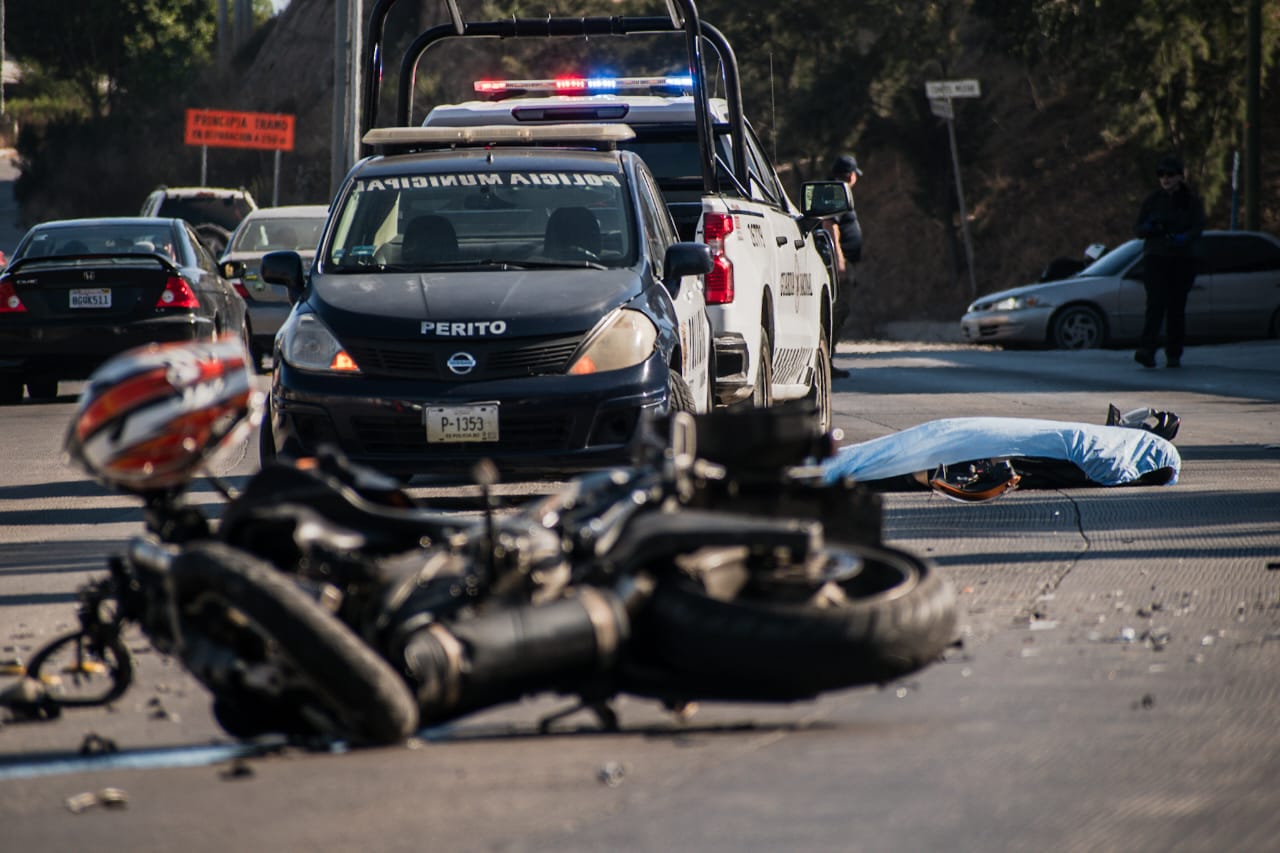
[399,588,629,724]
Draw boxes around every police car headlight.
[567,309,658,375]
[280,312,361,373]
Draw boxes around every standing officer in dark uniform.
[1133,155,1206,368]
[823,155,862,378]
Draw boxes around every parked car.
[219,204,329,367]
[258,124,715,481]
[0,217,249,403]
[960,230,1280,349]
[140,186,258,256]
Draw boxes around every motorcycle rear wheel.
[643,543,956,699]
[168,542,418,745]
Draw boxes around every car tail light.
[156,276,199,309]
[0,277,26,313]
[702,213,735,304]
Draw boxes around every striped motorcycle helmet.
[64,336,261,492]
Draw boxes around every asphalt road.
[1,338,1278,852]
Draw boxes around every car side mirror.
[260,250,306,303]
[220,259,245,280]
[662,242,714,296]
[799,181,852,233]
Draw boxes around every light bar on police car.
[362,124,637,148]
[473,75,695,95]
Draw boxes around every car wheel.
[258,398,277,467]
[0,377,22,406]
[668,371,696,414]
[752,328,774,408]
[1049,305,1106,350]
[805,334,832,434]
[25,380,58,400]
[238,324,260,372]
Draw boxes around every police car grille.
[343,335,582,380]
[351,412,574,453]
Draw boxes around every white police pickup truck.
[360,1,851,431]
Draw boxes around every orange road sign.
[185,109,295,152]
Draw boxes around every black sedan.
[0,217,249,403]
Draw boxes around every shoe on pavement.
[1134,350,1156,368]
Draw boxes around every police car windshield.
[326,169,636,271]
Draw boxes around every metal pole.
[273,149,281,206]
[1230,150,1240,230]
[331,0,350,197]
[346,0,362,173]
[1245,0,1261,230]
[201,146,208,185]
[946,108,977,298]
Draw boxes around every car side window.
[186,225,216,272]
[742,127,783,209]
[1205,235,1280,273]
[634,166,672,278]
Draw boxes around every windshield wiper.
[378,258,609,272]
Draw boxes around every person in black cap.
[1133,155,1205,368]
[823,154,863,378]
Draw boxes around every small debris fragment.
[598,761,626,787]
[1119,627,1137,643]
[65,792,99,814]
[78,733,119,756]
[1131,694,1155,711]
[0,657,24,676]
[98,787,128,809]
[220,759,255,780]
[65,787,128,814]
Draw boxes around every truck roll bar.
[361,0,748,197]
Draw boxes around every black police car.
[259,124,714,480]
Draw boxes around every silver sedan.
[960,230,1280,349]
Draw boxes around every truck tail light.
[156,276,200,309]
[0,277,27,313]
[702,213,735,304]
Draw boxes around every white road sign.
[925,79,981,99]
[929,98,954,120]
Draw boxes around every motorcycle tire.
[169,542,418,745]
[642,543,956,700]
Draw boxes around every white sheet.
[822,417,1181,486]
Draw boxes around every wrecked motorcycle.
[15,338,956,746]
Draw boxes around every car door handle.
[776,235,789,247]
[793,238,806,249]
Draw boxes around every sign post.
[184,108,296,205]
[925,79,981,298]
